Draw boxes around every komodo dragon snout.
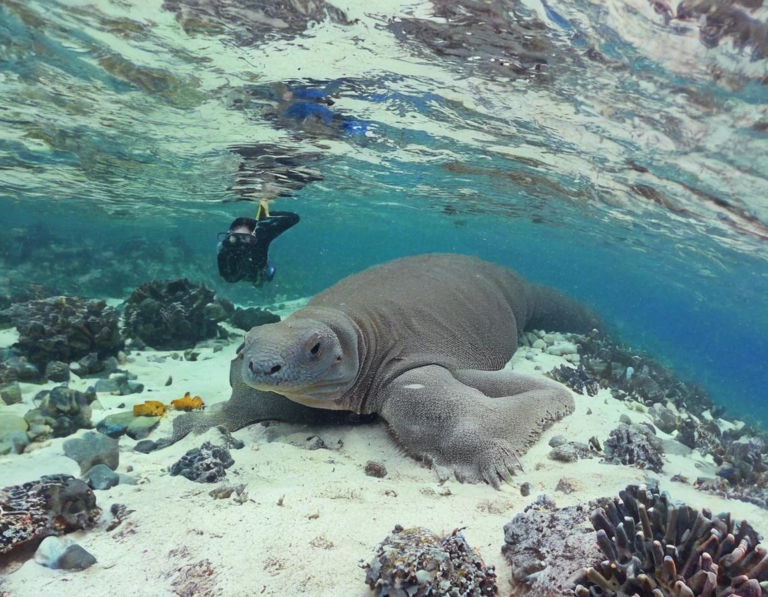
[241,316,359,408]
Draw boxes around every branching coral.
[573,484,766,597]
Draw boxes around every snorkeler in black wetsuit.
[217,204,299,286]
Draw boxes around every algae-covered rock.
[364,525,497,596]
[0,381,22,405]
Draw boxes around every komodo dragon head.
[240,308,361,410]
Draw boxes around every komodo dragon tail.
[525,284,602,334]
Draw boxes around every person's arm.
[256,211,300,243]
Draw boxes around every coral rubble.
[170,441,234,483]
[502,494,601,596]
[548,364,599,397]
[0,475,100,561]
[603,423,665,473]
[123,278,233,350]
[0,297,123,371]
[364,525,497,596]
[574,483,767,597]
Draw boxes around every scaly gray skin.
[234,253,600,487]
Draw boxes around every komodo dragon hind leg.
[380,365,575,488]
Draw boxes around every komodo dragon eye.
[310,342,321,355]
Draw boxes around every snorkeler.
[217,201,300,286]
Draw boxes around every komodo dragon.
[172,254,600,487]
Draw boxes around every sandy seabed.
[2,309,767,597]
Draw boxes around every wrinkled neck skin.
[272,307,364,410]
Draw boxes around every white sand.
[2,328,768,597]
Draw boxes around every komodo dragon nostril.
[269,364,282,375]
[248,360,256,373]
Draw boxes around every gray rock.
[96,411,136,438]
[0,431,29,455]
[619,414,633,425]
[0,413,28,434]
[555,478,575,494]
[364,461,388,478]
[64,431,119,474]
[83,464,120,490]
[122,380,144,395]
[548,435,568,448]
[520,482,532,497]
[45,361,70,383]
[118,474,139,486]
[134,439,157,454]
[649,403,678,434]
[94,378,121,394]
[548,444,579,463]
[0,381,22,405]
[35,537,96,570]
[126,416,159,440]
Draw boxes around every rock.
[230,307,280,331]
[165,375,172,386]
[531,339,546,350]
[548,444,579,463]
[183,349,200,362]
[35,536,96,570]
[134,439,157,454]
[26,385,95,438]
[170,441,234,483]
[96,411,136,438]
[118,474,139,485]
[546,342,578,356]
[365,461,388,478]
[64,431,119,474]
[649,403,678,434]
[83,464,120,490]
[126,416,159,440]
[94,378,121,394]
[45,361,70,383]
[603,423,665,473]
[0,381,22,405]
[555,478,575,494]
[548,435,568,448]
[519,482,531,497]
[619,414,632,425]
[0,431,30,455]
[123,380,144,395]
[0,413,28,434]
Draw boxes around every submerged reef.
[0,297,123,381]
[123,278,233,350]
[0,475,100,562]
[364,525,497,596]
[603,423,666,473]
[574,483,767,597]
[502,494,602,596]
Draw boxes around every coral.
[502,495,602,596]
[364,525,497,596]
[0,475,100,559]
[123,278,233,350]
[603,424,665,473]
[25,385,97,440]
[548,364,599,397]
[133,400,167,417]
[574,483,767,597]
[170,441,234,483]
[171,392,204,411]
[0,296,123,370]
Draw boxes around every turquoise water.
[1,0,767,423]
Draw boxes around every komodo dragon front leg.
[380,365,575,488]
[170,353,357,444]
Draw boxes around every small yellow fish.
[133,401,167,417]
[171,392,205,411]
